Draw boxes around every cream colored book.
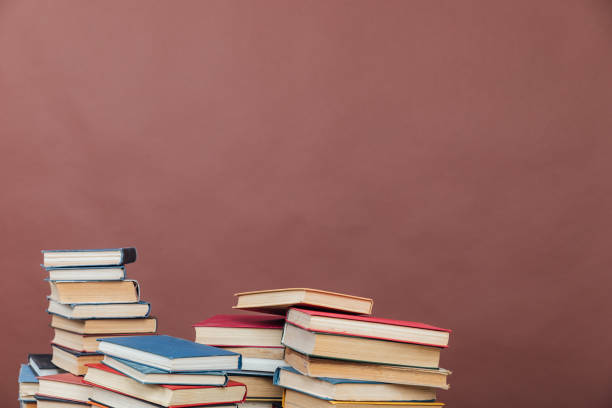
[50,314,157,335]
[234,288,373,315]
[227,373,283,399]
[283,390,444,408]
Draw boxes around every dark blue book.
[18,364,38,383]
[97,335,241,372]
[273,366,437,402]
[28,354,64,376]
[42,248,137,268]
[102,355,228,385]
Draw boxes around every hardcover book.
[37,373,92,404]
[35,394,91,407]
[234,289,373,315]
[227,371,282,400]
[51,314,157,334]
[52,329,154,353]
[89,386,239,408]
[282,323,441,368]
[286,308,450,347]
[274,367,436,402]
[43,248,137,268]
[97,335,241,372]
[85,363,247,407]
[46,266,126,281]
[193,314,285,347]
[282,390,444,408]
[28,354,64,376]
[48,299,151,319]
[102,355,228,386]
[18,364,39,400]
[51,344,103,376]
[284,348,450,389]
[48,280,140,304]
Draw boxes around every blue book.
[46,266,126,281]
[273,367,437,402]
[97,335,242,372]
[18,364,38,383]
[42,248,137,268]
[102,355,228,385]
[48,299,151,319]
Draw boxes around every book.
[51,344,103,375]
[18,364,39,400]
[48,299,151,319]
[47,266,126,281]
[29,354,64,376]
[52,329,154,353]
[282,323,441,368]
[85,363,247,407]
[51,314,157,334]
[223,347,285,360]
[234,289,373,315]
[35,394,91,407]
[286,308,450,348]
[240,357,288,373]
[283,390,444,408]
[274,367,436,402]
[48,280,140,304]
[97,335,241,372]
[284,348,450,389]
[89,386,239,408]
[20,401,37,408]
[237,403,282,408]
[102,355,228,386]
[43,248,137,268]
[193,314,285,347]
[227,371,282,399]
[37,373,92,404]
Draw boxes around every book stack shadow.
[224,289,452,408]
[18,248,158,408]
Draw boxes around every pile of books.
[196,288,452,408]
[17,248,157,407]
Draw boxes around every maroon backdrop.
[1,1,611,406]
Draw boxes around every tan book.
[51,315,157,335]
[284,348,450,389]
[19,401,37,408]
[283,390,444,408]
[223,347,285,360]
[227,374,283,399]
[234,289,373,315]
[282,323,441,368]
[51,344,103,376]
[48,280,140,304]
[52,329,154,353]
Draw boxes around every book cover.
[35,394,91,405]
[42,248,137,266]
[47,300,151,319]
[19,364,38,383]
[53,344,103,357]
[38,373,88,385]
[193,315,285,329]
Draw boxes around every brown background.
[1,1,611,406]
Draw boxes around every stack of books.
[16,247,158,408]
[193,314,287,407]
[85,334,248,407]
[236,288,452,408]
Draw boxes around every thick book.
[223,347,285,360]
[234,289,373,315]
[52,329,154,353]
[37,373,92,404]
[43,248,137,268]
[240,358,288,373]
[85,363,247,407]
[102,355,228,386]
[48,280,140,304]
[35,394,91,407]
[284,348,450,389]
[97,335,241,372]
[286,308,450,348]
[283,390,444,408]
[227,371,282,399]
[51,314,157,334]
[274,367,435,402]
[52,344,103,376]
[89,386,239,408]
[47,266,126,281]
[29,354,64,376]
[19,364,39,400]
[48,299,151,319]
[193,314,285,347]
[282,323,440,368]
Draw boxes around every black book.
[28,354,64,376]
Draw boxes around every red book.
[193,314,285,328]
[84,363,247,407]
[286,308,451,348]
[193,314,284,348]
[37,373,91,403]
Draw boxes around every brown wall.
[1,1,611,406]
